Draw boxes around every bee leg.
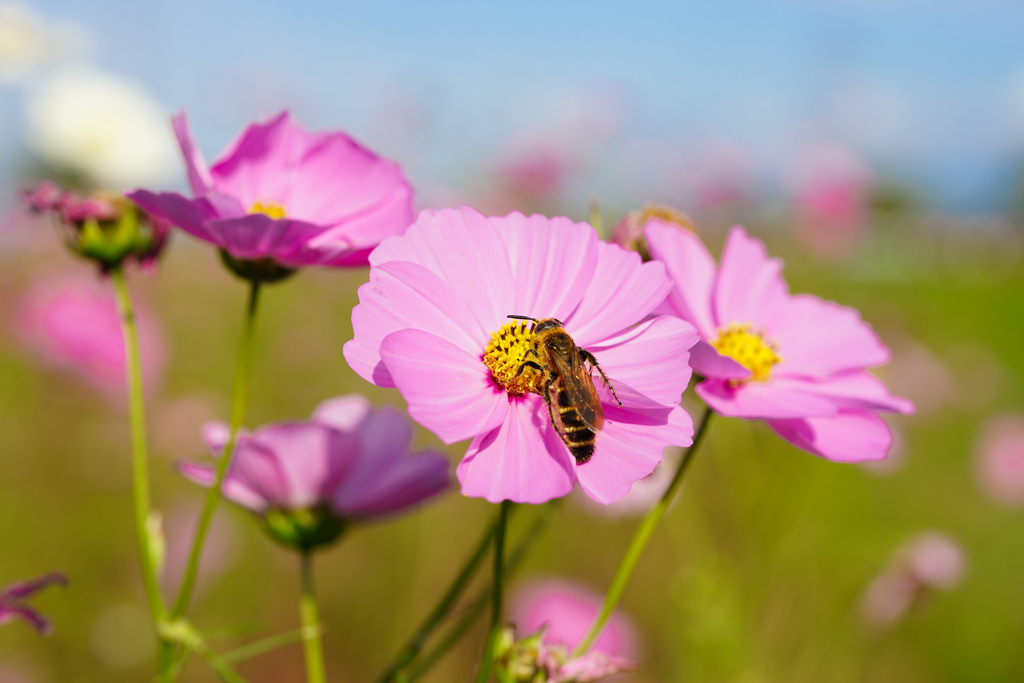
[579,349,622,406]
[513,359,544,379]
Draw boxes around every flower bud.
[611,203,696,261]
[22,181,170,271]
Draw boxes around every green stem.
[109,266,170,676]
[221,625,321,665]
[572,408,714,657]
[405,503,556,682]
[172,280,262,618]
[475,500,512,683]
[300,551,327,683]
[376,512,507,683]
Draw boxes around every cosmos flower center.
[483,321,545,396]
[249,200,288,219]
[711,322,781,383]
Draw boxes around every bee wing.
[551,349,605,432]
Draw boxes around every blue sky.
[6,0,1024,213]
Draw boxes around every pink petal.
[576,399,693,505]
[457,397,576,504]
[696,378,838,419]
[172,111,213,196]
[337,450,450,516]
[279,132,413,226]
[204,215,326,263]
[379,329,509,445]
[564,240,670,347]
[781,371,914,414]
[769,294,890,376]
[177,460,268,512]
[127,191,222,244]
[312,395,372,432]
[208,111,306,208]
[202,421,232,455]
[644,220,719,338]
[250,423,359,508]
[344,260,490,386]
[229,438,294,507]
[491,212,599,322]
[767,410,894,462]
[688,340,752,381]
[583,316,698,406]
[304,181,413,254]
[369,207,517,332]
[712,226,788,328]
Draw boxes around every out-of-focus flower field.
[2,2,1024,681]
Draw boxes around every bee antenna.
[507,314,537,322]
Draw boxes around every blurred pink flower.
[975,414,1024,507]
[129,110,414,270]
[610,204,696,261]
[16,274,165,393]
[0,573,67,635]
[344,207,697,504]
[860,532,965,628]
[645,223,912,462]
[512,580,638,658]
[790,143,873,259]
[498,580,638,681]
[180,395,449,549]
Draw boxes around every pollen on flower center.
[483,321,545,395]
[249,200,287,219]
[711,322,781,383]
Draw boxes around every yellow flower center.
[249,200,288,219]
[483,321,545,396]
[710,323,781,383]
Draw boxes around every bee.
[508,315,621,464]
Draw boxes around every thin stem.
[475,500,512,683]
[405,503,556,682]
[572,408,714,657]
[376,512,507,683]
[221,626,321,665]
[300,551,327,683]
[109,266,169,675]
[172,280,262,618]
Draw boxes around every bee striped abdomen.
[553,382,597,464]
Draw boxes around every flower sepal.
[219,250,297,285]
[264,504,346,552]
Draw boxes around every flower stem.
[376,510,508,683]
[109,266,170,674]
[171,280,262,619]
[572,408,714,657]
[475,500,512,683]
[404,503,556,682]
[300,551,327,683]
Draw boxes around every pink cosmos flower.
[15,274,165,393]
[129,110,414,269]
[974,414,1024,507]
[645,222,912,462]
[498,580,638,682]
[0,573,67,635]
[343,207,697,505]
[180,395,449,548]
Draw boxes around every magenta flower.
[645,222,912,462]
[497,580,638,682]
[129,110,414,272]
[344,207,697,505]
[179,395,449,549]
[16,274,166,393]
[974,414,1024,507]
[512,580,637,659]
[0,573,67,635]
